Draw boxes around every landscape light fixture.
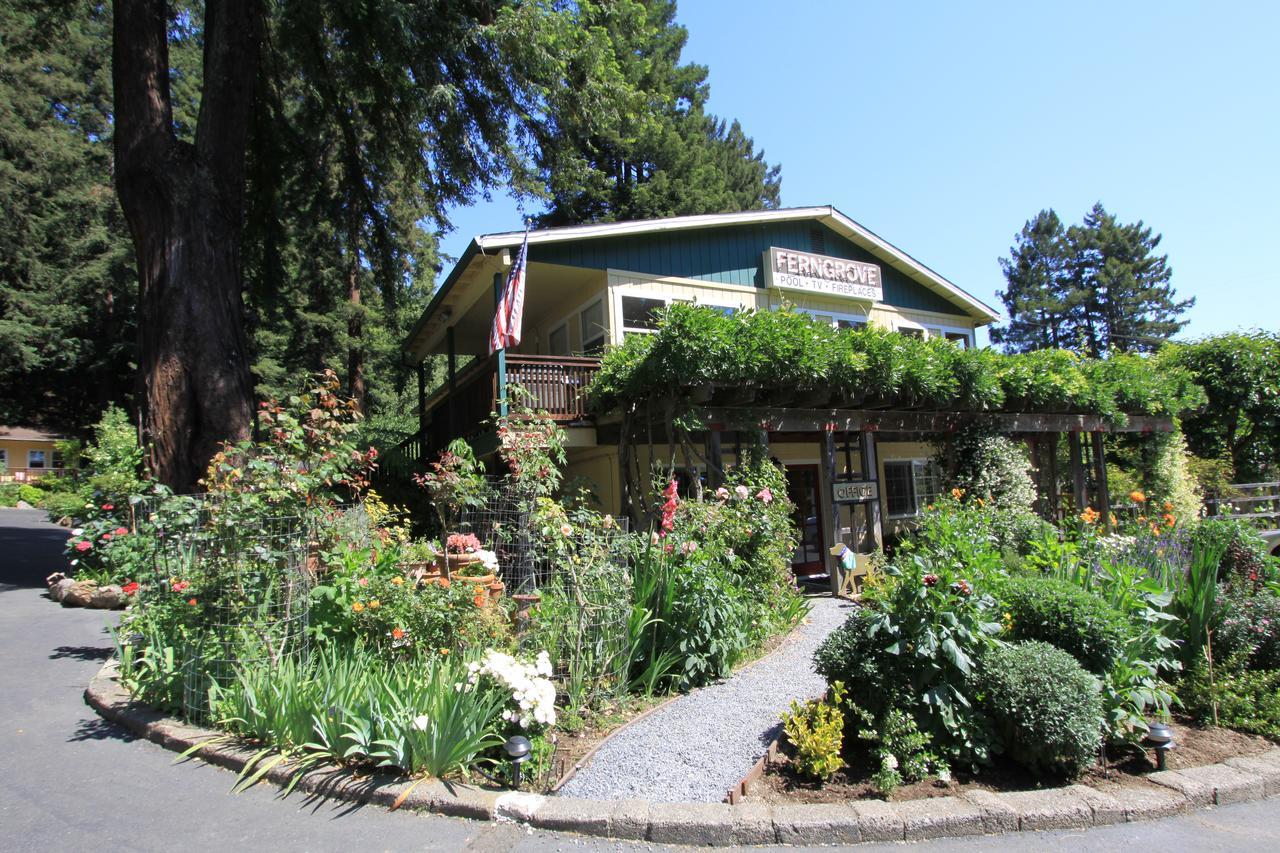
[504,735,532,789]
[1144,721,1175,771]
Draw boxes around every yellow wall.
[0,438,60,475]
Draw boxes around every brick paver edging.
[85,660,1280,845]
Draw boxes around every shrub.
[17,484,43,505]
[998,575,1130,674]
[814,606,903,715]
[782,682,846,781]
[852,705,948,796]
[942,426,1036,513]
[979,642,1103,777]
[1215,589,1280,671]
[0,484,17,507]
[1181,656,1280,739]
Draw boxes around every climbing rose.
[756,487,773,504]
[734,485,749,500]
[114,527,128,536]
[714,487,730,500]
[74,541,92,552]
[171,580,190,593]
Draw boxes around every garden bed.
[750,715,1275,805]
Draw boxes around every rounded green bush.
[980,641,1103,777]
[813,606,899,716]
[999,575,1129,674]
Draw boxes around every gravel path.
[557,595,855,803]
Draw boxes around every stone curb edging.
[85,660,1280,846]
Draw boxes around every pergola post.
[707,428,724,489]
[1091,431,1111,530]
[446,325,457,437]
[1046,433,1061,522]
[860,430,882,552]
[1068,431,1087,511]
[823,429,842,596]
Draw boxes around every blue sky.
[441,1,1279,344]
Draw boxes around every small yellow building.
[0,426,67,483]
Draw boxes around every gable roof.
[405,205,1000,354]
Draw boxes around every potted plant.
[399,539,442,584]
[444,534,502,603]
[414,439,491,537]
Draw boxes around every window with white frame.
[0,448,7,470]
[883,458,941,518]
[579,300,606,354]
[802,309,867,330]
[620,295,666,335]
[28,449,47,469]
[944,331,971,348]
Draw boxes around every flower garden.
[30,320,1280,824]
[50,372,809,792]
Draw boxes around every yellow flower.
[1129,490,1146,503]
[369,599,381,609]
[975,497,985,509]
[391,576,404,586]
[352,601,365,613]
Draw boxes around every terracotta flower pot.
[437,552,484,578]
[487,579,505,603]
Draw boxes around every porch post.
[824,429,841,596]
[1068,431,1087,511]
[1046,433,1061,523]
[860,430,882,551]
[1091,431,1111,531]
[493,272,508,418]
[707,428,724,489]
[416,361,427,438]
[446,325,457,437]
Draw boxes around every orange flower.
[975,497,985,508]
[352,601,365,613]
[439,648,450,655]
[950,487,965,499]
[369,599,381,609]
[1129,490,1147,503]
[187,598,197,606]
[1163,513,1177,528]
[391,576,404,586]
[1137,515,1147,524]
[392,627,405,640]
[1163,501,1174,512]
[473,592,486,608]
[1080,507,1100,525]
[1109,513,1118,527]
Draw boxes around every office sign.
[832,480,879,504]
[764,247,883,302]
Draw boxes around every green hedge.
[979,641,1103,777]
[998,575,1131,674]
[587,304,1204,423]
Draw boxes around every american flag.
[488,227,528,355]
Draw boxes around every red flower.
[74,541,92,552]
[122,582,140,596]
[922,574,939,587]
[101,504,114,511]
[114,527,129,536]
[187,598,197,606]
[171,580,190,593]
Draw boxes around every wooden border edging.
[86,660,1280,846]
[726,737,781,805]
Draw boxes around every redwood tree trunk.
[113,0,261,490]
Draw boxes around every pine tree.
[0,1,136,427]
[531,0,780,226]
[993,204,1193,356]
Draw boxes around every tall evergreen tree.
[531,0,780,226]
[0,0,136,427]
[993,204,1193,356]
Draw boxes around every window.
[898,327,924,339]
[945,331,971,348]
[802,310,866,330]
[0,448,7,471]
[548,324,569,356]
[621,295,666,334]
[28,450,46,469]
[883,459,941,518]
[837,318,866,331]
[579,300,606,354]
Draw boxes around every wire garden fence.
[460,483,635,710]
[131,496,312,723]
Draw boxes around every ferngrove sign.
[764,247,883,302]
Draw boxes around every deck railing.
[0,467,71,484]
[1205,481,1280,530]
[391,353,601,470]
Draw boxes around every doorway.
[785,465,826,576]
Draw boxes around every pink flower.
[101,504,114,511]
[681,541,698,554]
[358,577,369,587]
[714,487,730,501]
[734,485,749,500]
[74,540,92,552]
[171,580,190,593]
[114,527,129,536]
[756,488,773,504]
